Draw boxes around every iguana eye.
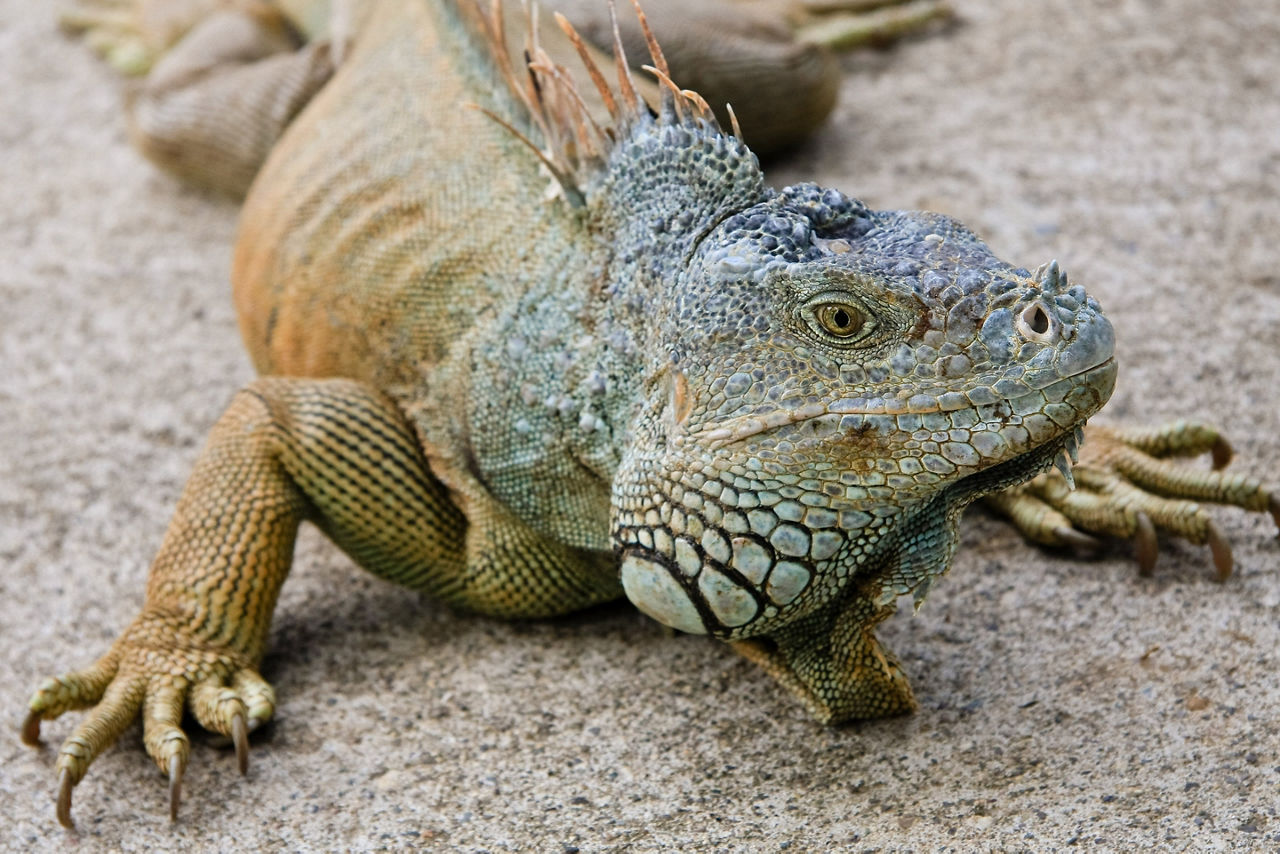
[800,293,878,345]
[816,303,864,338]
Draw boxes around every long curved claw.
[232,712,249,776]
[1206,522,1232,582]
[1052,525,1100,552]
[1210,436,1233,470]
[1134,512,1158,577]
[22,710,43,747]
[168,754,184,822]
[191,677,265,776]
[57,769,74,829]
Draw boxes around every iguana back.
[235,0,581,396]
[234,0,631,555]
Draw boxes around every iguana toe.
[989,420,1277,578]
[190,677,257,774]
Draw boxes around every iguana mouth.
[944,420,1077,505]
[689,358,1117,450]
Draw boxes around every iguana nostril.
[1017,302,1053,341]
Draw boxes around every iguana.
[24,0,1278,829]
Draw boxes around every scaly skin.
[26,0,1278,829]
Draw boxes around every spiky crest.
[470,0,744,205]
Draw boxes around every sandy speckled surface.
[3,1,1279,850]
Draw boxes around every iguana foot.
[787,0,954,50]
[122,4,335,196]
[22,612,275,828]
[987,421,1280,580]
[60,0,157,75]
[59,0,233,75]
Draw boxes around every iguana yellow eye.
[797,291,880,347]
[816,303,865,338]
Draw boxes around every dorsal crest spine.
[470,0,740,204]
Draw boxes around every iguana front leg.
[22,377,470,827]
[987,421,1280,578]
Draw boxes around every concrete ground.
[3,0,1279,850]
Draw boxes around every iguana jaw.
[685,357,1118,450]
[614,286,1117,636]
[616,359,1115,636]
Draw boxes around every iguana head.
[612,182,1116,639]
